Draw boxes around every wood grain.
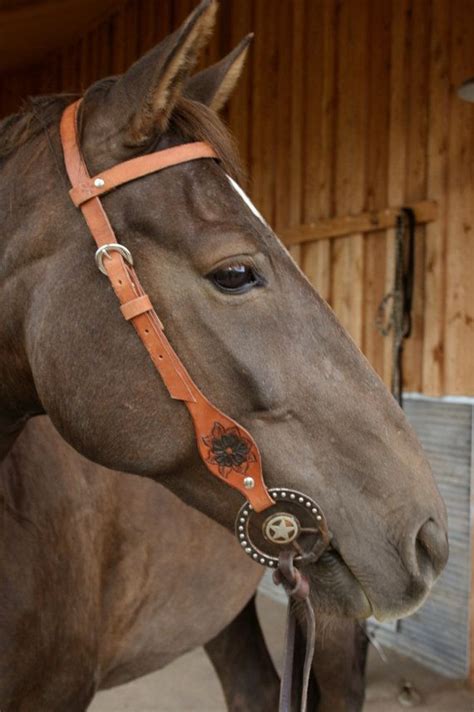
[445,0,474,397]
[331,0,368,347]
[422,0,450,396]
[281,201,438,245]
[301,0,335,303]
[0,0,473,396]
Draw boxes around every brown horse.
[1,416,366,712]
[0,0,447,709]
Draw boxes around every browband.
[60,99,274,512]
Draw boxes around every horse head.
[0,0,447,620]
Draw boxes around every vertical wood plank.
[138,0,158,53]
[111,3,127,74]
[362,0,391,377]
[384,0,411,388]
[422,0,450,395]
[332,0,368,346]
[123,0,140,68]
[445,0,474,396]
[287,0,305,234]
[401,0,431,393]
[226,0,253,176]
[251,0,278,225]
[301,0,336,302]
[273,0,293,233]
[97,16,113,77]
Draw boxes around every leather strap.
[60,99,274,512]
[69,142,218,207]
[274,552,316,712]
[120,295,153,321]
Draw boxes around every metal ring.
[235,487,327,569]
[95,243,134,275]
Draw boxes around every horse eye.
[209,264,261,293]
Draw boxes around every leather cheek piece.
[59,99,275,513]
[120,294,154,321]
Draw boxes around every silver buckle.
[95,243,134,275]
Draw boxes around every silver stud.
[260,558,266,564]
[243,477,255,489]
[241,540,247,547]
[268,560,275,567]
[248,504,253,510]
[306,502,311,507]
[94,177,105,188]
[298,497,304,503]
[243,510,249,517]
[316,515,322,521]
[240,517,246,523]
[239,532,244,538]
[245,547,252,554]
[253,553,258,559]
[281,492,287,497]
[312,508,317,514]
[290,493,296,499]
[239,525,244,531]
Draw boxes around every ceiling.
[0,0,121,72]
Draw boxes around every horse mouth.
[304,546,374,619]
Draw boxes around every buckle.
[95,243,134,275]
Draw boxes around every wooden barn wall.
[0,0,473,396]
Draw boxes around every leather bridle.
[60,99,330,712]
[60,99,274,513]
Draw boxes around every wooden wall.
[0,0,473,395]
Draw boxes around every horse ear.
[185,34,253,111]
[127,0,217,144]
[86,0,217,150]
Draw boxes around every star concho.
[263,513,300,544]
[235,487,328,568]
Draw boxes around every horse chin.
[305,549,373,619]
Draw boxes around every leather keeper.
[120,295,153,321]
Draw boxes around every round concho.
[263,513,300,544]
[235,487,327,568]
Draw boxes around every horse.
[0,0,448,709]
[1,416,367,712]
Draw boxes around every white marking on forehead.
[226,175,268,227]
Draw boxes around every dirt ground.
[90,595,474,712]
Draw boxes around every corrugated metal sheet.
[372,398,472,678]
[260,397,473,678]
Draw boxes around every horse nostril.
[415,518,449,578]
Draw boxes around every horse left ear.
[82,0,218,160]
[185,34,253,111]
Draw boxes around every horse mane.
[0,94,76,160]
[0,79,244,182]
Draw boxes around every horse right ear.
[185,34,253,112]
[81,0,217,164]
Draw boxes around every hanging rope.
[375,208,416,406]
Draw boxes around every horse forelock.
[0,80,244,187]
[0,94,78,160]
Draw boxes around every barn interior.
[0,0,473,709]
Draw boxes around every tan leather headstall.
[60,99,274,512]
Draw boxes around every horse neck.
[0,136,54,458]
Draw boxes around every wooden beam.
[280,200,438,246]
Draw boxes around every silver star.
[266,516,298,543]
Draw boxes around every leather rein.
[59,99,330,712]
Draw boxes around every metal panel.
[373,397,473,677]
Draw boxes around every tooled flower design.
[202,422,256,477]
